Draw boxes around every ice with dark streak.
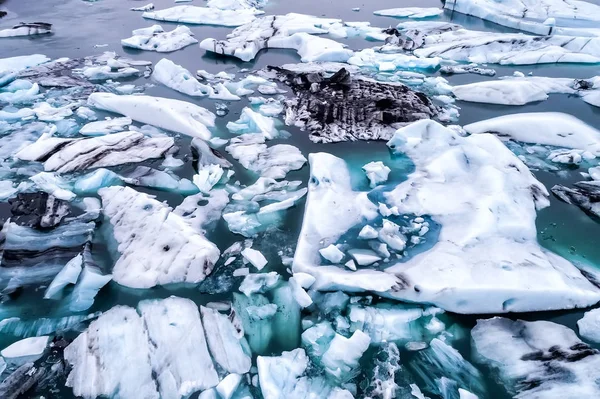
[472,317,600,398]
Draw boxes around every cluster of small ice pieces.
[4,0,600,397]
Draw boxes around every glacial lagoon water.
[2,0,600,397]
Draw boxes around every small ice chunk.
[578,308,600,343]
[131,3,154,11]
[319,244,344,264]
[358,225,378,240]
[239,272,280,296]
[79,117,132,136]
[321,330,371,381]
[362,161,391,188]
[348,249,381,266]
[1,336,49,363]
[44,254,83,299]
[216,374,242,399]
[374,8,443,18]
[121,25,198,52]
[241,248,268,270]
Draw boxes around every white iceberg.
[444,0,600,36]
[0,23,52,38]
[577,308,600,343]
[121,25,198,52]
[16,131,174,173]
[88,92,216,139]
[464,112,600,154]
[374,8,443,19]
[99,186,220,288]
[362,161,391,188]
[200,14,353,62]
[1,336,49,363]
[472,317,600,397]
[79,117,132,136]
[142,5,259,27]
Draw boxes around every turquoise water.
[2,0,600,397]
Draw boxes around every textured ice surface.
[16,131,174,173]
[374,8,443,19]
[142,5,259,27]
[121,25,198,52]
[44,254,83,299]
[274,67,440,143]
[362,161,390,188]
[200,14,353,62]
[472,317,600,398]
[552,181,600,219]
[464,112,600,153]
[65,297,219,399]
[225,134,306,178]
[227,107,279,139]
[412,26,600,65]
[99,186,220,288]
[383,120,600,313]
[445,0,600,36]
[152,58,239,99]
[453,76,600,105]
[88,92,216,139]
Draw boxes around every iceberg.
[374,8,443,19]
[16,131,174,173]
[444,0,600,36]
[472,317,600,397]
[200,14,353,62]
[44,254,83,299]
[382,120,600,313]
[207,0,268,10]
[0,22,52,38]
[225,134,306,179]
[79,117,132,136]
[552,181,600,219]
[88,92,216,139]
[362,161,390,188]
[464,112,600,154]
[227,107,279,139]
[99,186,220,288]
[65,297,219,399]
[274,67,440,143]
[413,27,600,65]
[200,306,252,374]
[121,25,198,52]
[578,308,600,343]
[321,330,371,381]
[131,3,154,11]
[1,336,49,363]
[142,5,259,27]
[453,76,600,105]
[8,192,71,228]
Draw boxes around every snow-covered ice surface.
[4,0,600,398]
[444,0,600,36]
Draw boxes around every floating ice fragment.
[239,272,280,296]
[374,8,443,19]
[0,22,52,38]
[44,254,83,299]
[121,25,198,52]
[241,248,268,270]
[143,5,259,26]
[362,161,390,188]
[79,117,132,136]
[88,92,216,139]
[319,244,345,264]
[1,336,49,364]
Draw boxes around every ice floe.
[65,297,220,399]
[552,181,600,219]
[444,0,600,36]
[152,58,239,100]
[472,317,600,397]
[88,92,216,139]
[16,131,174,173]
[142,5,259,27]
[131,3,154,11]
[453,76,600,106]
[464,112,600,154]
[200,14,353,62]
[99,186,220,288]
[273,66,440,143]
[1,336,49,363]
[0,22,52,38]
[408,24,600,65]
[225,134,306,178]
[121,25,198,52]
[374,8,443,19]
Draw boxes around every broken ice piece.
[348,249,381,266]
[241,248,268,270]
[1,336,49,364]
[121,25,198,52]
[362,161,391,188]
[239,272,280,296]
[319,244,344,264]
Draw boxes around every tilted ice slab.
[15,131,174,173]
[65,297,219,399]
[444,0,600,36]
[382,120,600,313]
[152,58,239,100]
[200,14,353,62]
[413,27,600,65]
[552,181,600,219]
[121,25,198,52]
[472,317,600,398]
[99,186,220,288]
[374,8,442,19]
[464,112,600,154]
[142,5,259,27]
[578,308,600,343]
[453,76,600,106]
[88,92,216,139]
